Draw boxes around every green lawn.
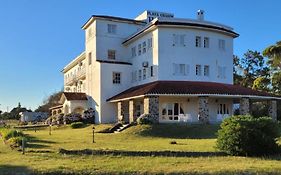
[0,124,281,174]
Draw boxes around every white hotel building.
[52,10,279,124]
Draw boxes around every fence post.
[22,137,25,155]
[92,126,95,143]
[49,125,51,135]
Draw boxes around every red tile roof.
[107,81,278,101]
[63,92,88,101]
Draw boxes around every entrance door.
[161,102,184,121]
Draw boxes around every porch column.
[198,96,209,124]
[129,100,136,123]
[239,97,250,115]
[143,96,159,123]
[268,100,277,121]
[117,101,129,123]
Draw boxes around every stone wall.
[143,96,159,123]
[240,98,250,115]
[198,96,209,124]
[117,101,129,122]
[268,100,277,121]
[129,100,137,123]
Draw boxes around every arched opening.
[73,107,84,115]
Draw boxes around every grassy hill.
[0,124,281,174]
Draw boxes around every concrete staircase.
[110,123,131,133]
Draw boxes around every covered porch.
[107,81,280,124]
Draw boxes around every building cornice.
[62,52,86,73]
[123,18,239,45]
[82,15,146,30]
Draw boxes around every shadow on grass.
[0,165,32,175]
[24,135,56,149]
[136,124,220,139]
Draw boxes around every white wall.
[126,29,159,86]
[157,27,233,84]
[100,63,132,123]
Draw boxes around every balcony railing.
[65,68,86,86]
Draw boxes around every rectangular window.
[88,52,92,65]
[150,66,154,77]
[131,47,136,58]
[138,44,141,56]
[204,37,209,48]
[204,65,210,76]
[142,41,146,54]
[173,34,185,46]
[143,68,146,79]
[219,39,225,50]
[218,66,226,78]
[138,70,142,81]
[112,72,121,84]
[179,64,186,75]
[195,36,201,47]
[108,50,116,60]
[107,24,117,34]
[148,38,153,48]
[196,65,202,76]
[173,64,188,76]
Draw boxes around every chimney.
[197,10,205,21]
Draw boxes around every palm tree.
[263,41,281,70]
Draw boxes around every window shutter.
[185,64,190,75]
[173,63,176,75]
[180,35,185,46]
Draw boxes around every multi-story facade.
[55,10,279,124]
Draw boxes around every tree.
[252,77,270,91]
[263,41,281,96]
[271,72,281,95]
[233,50,270,88]
[35,91,63,113]
[263,41,281,70]
[9,102,31,120]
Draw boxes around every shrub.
[64,113,82,124]
[7,136,27,148]
[216,115,280,156]
[0,129,24,141]
[137,114,154,125]
[70,122,85,129]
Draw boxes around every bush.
[63,113,82,124]
[70,122,85,129]
[0,129,24,141]
[137,114,154,125]
[7,136,27,148]
[216,115,280,156]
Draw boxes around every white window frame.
[112,72,121,84]
[142,41,146,54]
[138,44,141,56]
[108,50,116,60]
[131,47,136,58]
[219,39,225,50]
[196,65,202,76]
[204,65,210,76]
[204,37,209,48]
[107,24,117,34]
[196,36,201,47]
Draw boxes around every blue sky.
[0,0,280,112]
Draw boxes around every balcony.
[65,68,86,86]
